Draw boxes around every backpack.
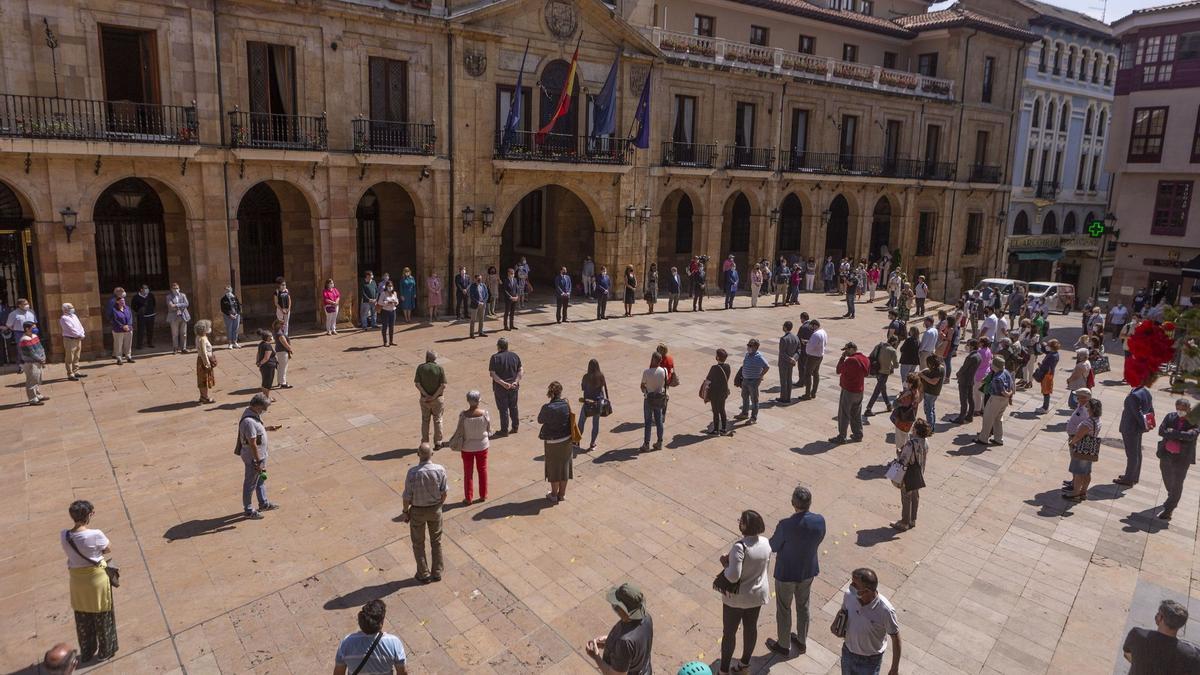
[868,344,882,376]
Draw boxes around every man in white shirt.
[914,276,929,316]
[918,317,938,368]
[59,303,87,381]
[802,320,827,400]
[1108,302,1129,339]
[4,297,36,363]
[997,313,1011,337]
[979,309,999,341]
[839,568,901,675]
[581,256,595,300]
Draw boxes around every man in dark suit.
[795,312,813,387]
[667,267,682,312]
[765,486,826,657]
[502,268,521,331]
[554,266,572,323]
[468,274,489,338]
[131,285,157,349]
[595,266,611,320]
[454,266,471,320]
[776,321,800,403]
[1116,377,1156,486]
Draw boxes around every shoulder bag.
[601,386,613,417]
[712,542,744,595]
[569,409,583,445]
[449,413,466,452]
[668,370,681,388]
[1069,423,1101,462]
[699,379,711,403]
[65,531,120,588]
[885,458,907,488]
[351,632,385,675]
[733,367,744,388]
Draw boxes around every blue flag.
[591,51,620,137]
[632,67,651,149]
[503,41,530,151]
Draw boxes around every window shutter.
[369,57,387,120]
[247,42,269,114]
[387,59,408,123]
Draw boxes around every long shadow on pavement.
[138,401,202,414]
[856,526,900,547]
[363,448,418,461]
[1121,507,1169,534]
[323,579,426,610]
[472,498,553,520]
[164,513,247,541]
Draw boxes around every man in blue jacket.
[1116,376,1156,486]
[554,266,573,323]
[766,486,826,657]
[667,267,682,312]
[468,274,489,338]
[595,266,611,320]
[724,263,740,310]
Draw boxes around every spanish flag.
[535,39,580,144]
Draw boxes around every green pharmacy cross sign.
[1087,219,1106,238]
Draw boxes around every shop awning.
[1014,248,1065,261]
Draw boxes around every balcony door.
[883,120,902,174]
[368,57,409,150]
[735,102,756,166]
[100,26,160,136]
[672,95,697,163]
[839,115,857,170]
[538,59,579,153]
[247,41,297,144]
[923,125,940,175]
[789,109,809,168]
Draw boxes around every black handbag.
[733,367,744,388]
[712,542,744,595]
[65,531,120,588]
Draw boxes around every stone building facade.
[0,0,1035,358]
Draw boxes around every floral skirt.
[196,357,215,390]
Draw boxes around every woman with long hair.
[623,265,637,317]
[273,318,294,389]
[194,319,216,403]
[891,371,922,450]
[399,267,417,324]
[893,417,932,531]
[255,329,277,401]
[578,360,609,452]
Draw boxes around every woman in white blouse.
[717,509,771,674]
[62,499,118,663]
[453,390,492,504]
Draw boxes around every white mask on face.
[118,292,127,299]
[225,288,234,296]
[65,307,75,315]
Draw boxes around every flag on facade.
[591,50,621,137]
[502,40,530,152]
[535,37,581,144]
[631,66,652,149]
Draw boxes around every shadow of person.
[791,440,834,456]
[163,513,247,541]
[322,579,425,610]
[472,498,553,521]
[363,448,418,462]
[665,433,708,449]
[855,526,900,547]
[1120,506,1169,533]
[138,401,202,414]
[1023,488,1077,518]
[856,463,890,480]
[592,446,643,464]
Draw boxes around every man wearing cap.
[59,303,87,381]
[18,321,47,405]
[401,442,447,583]
[831,342,869,444]
[734,338,770,424]
[975,356,1013,446]
[587,582,653,675]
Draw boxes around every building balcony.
[493,130,632,165]
[352,119,435,155]
[0,94,198,144]
[724,145,775,170]
[1035,180,1059,199]
[968,164,1003,183]
[228,109,328,150]
[644,28,955,101]
[779,152,955,180]
[662,141,718,168]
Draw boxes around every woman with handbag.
[453,390,491,504]
[578,360,609,452]
[1063,398,1103,502]
[1033,339,1060,413]
[322,279,341,335]
[715,510,770,675]
[62,499,118,663]
[1157,398,1199,521]
[655,343,679,388]
[538,381,574,503]
[703,348,732,436]
[640,352,669,453]
[892,418,932,531]
[273,319,294,389]
[890,372,921,450]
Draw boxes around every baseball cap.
[606,582,646,620]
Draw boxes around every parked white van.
[1027,282,1076,314]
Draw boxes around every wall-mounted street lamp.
[769,207,781,228]
[481,206,495,230]
[60,207,77,242]
[461,205,475,231]
[639,205,651,226]
[625,204,637,228]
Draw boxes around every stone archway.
[0,182,36,313]
[1043,211,1058,234]
[776,194,803,262]
[825,194,851,260]
[657,189,697,275]
[500,184,595,287]
[235,181,316,328]
[720,192,753,289]
[355,182,419,281]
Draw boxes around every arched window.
[237,183,285,285]
[674,195,695,254]
[1104,56,1113,85]
[1085,108,1093,135]
[1042,211,1058,234]
[729,193,751,253]
[1091,55,1100,83]
[537,59,580,142]
[1063,211,1077,233]
[778,194,803,252]
[1053,43,1062,74]
[1039,40,1048,72]
[94,178,169,293]
[1060,102,1070,132]
[1097,109,1106,137]
[1032,98,1042,127]
[1013,211,1030,235]
[1067,46,1076,78]
[1046,100,1055,129]
[1079,49,1089,81]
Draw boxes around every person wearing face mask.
[377,281,399,347]
[105,287,124,325]
[165,283,190,353]
[975,356,1014,446]
[130,285,156,350]
[111,295,134,364]
[59,304,86,381]
[322,279,341,335]
[219,285,242,349]
[273,277,291,336]
[4,298,37,364]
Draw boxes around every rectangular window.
[798,35,815,54]
[693,14,714,37]
[496,85,532,135]
[860,0,874,15]
[1146,36,1162,63]
[916,212,936,256]
[883,51,898,69]
[982,56,995,103]
[100,26,160,106]
[750,25,769,46]
[1144,65,1158,84]
[843,44,859,63]
[964,212,983,254]
[1128,106,1168,162]
[1089,153,1100,191]
[1180,32,1200,60]
[974,130,989,166]
[1053,149,1063,183]
[735,102,755,147]
[885,119,902,165]
[1024,147,1035,187]
[917,53,938,77]
[1151,181,1193,236]
[1120,41,1134,69]
[246,41,296,116]
[924,124,941,164]
[1163,35,1178,61]
[1076,155,1087,191]
[1192,106,1200,162]
[672,95,696,144]
[840,114,858,163]
[791,109,809,154]
[368,57,408,123]
[1039,40,1048,72]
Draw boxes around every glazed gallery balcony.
[352,119,436,155]
[493,131,633,165]
[228,109,328,150]
[644,28,955,101]
[779,151,956,181]
[0,94,199,144]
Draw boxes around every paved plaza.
[3,292,1198,674]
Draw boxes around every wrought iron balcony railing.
[228,109,328,150]
[662,141,718,168]
[493,130,632,165]
[724,145,775,170]
[968,164,1003,183]
[352,119,435,155]
[778,151,956,181]
[1035,180,1059,199]
[0,94,198,144]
